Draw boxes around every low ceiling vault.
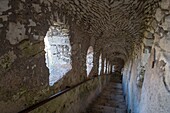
[46,0,159,62]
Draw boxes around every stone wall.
[0,3,53,112]
[1,0,165,113]
[123,0,170,113]
[30,75,110,113]
[0,1,110,113]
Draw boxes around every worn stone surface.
[1,0,169,113]
[0,51,17,73]
[85,74,127,113]
[161,15,170,31]
[6,22,28,45]
[29,75,109,113]
[155,8,164,22]
[123,1,170,113]
[0,0,10,14]
[160,0,170,10]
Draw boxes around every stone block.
[155,8,164,22]
[6,22,28,45]
[161,15,170,31]
[159,32,170,52]
[160,0,170,10]
[144,31,153,39]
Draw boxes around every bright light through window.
[44,26,72,86]
[86,46,94,76]
[104,58,106,74]
[112,65,115,72]
[98,54,102,75]
[107,61,109,74]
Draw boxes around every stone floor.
[84,74,127,113]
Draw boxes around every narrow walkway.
[86,74,127,113]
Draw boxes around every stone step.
[84,75,127,113]
[110,79,122,83]
[100,91,124,97]
[95,97,126,104]
[88,105,127,113]
[94,99,126,109]
[102,90,123,95]
[109,83,122,87]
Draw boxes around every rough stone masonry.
[0,0,170,113]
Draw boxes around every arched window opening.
[98,54,102,75]
[44,25,72,86]
[110,64,112,73]
[86,46,94,76]
[112,65,115,73]
[104,58,107,74]
[107,61,109,74]
[108,64,111,74]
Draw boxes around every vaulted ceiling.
[52,0,159,62]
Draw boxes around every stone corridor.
[84,74,127,113]
[0,0,170,113]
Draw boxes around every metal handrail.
[18,75,102,113]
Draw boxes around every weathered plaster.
[6,22,28,45]
[123,1,170,113]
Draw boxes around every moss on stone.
[18,40,31,50]
[0,51,17,73]
[18,41,44,58]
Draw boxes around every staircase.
[85,74,127,113]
